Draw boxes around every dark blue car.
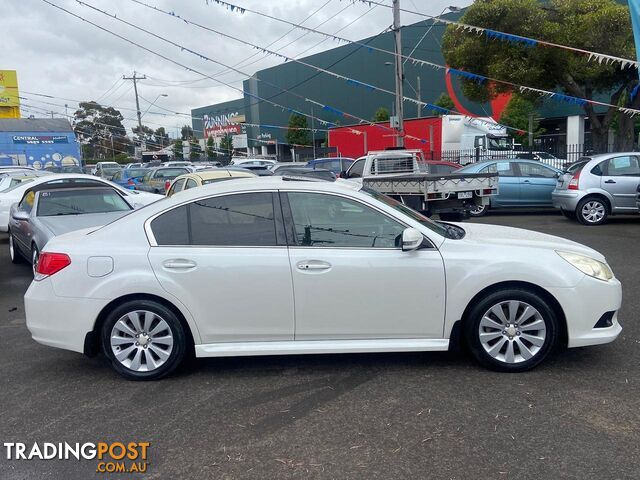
[458,159,562,216]
[306,157,354,175]
[110,167,150,190]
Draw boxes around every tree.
[441,0,638,151]
[73,101,129,160]
[206,136,216,160]
[173,139,184,160]
[131,125,155,149]
[154,127,170,149]
[499,94,544,147]
[432,93,455,115]
[219,134,233,154]
[373,107,390,122]
[285,113,311,146]
[189,140,201,160]
[181,125,194,140]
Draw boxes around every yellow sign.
[0,70,20,118]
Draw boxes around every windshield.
[566,160,589,173]
[37,188,132,216]
[536,153,555,159]
[360,187,463,239]
[126,168,149,178]
[487,136,513,150]
[4,178,35,193]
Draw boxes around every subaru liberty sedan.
[25,178,622,380]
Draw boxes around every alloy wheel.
[469,205,486,217]
[580,201,606,224]
[478,300,547,364]
[110,310,174,372]
[9,235,15,261]
[32,248,39,276]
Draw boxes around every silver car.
[9,186,133,272]
[552,153,640,225]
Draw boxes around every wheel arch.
[455,280,568,350]
[580,191,612,212]
[84,293,196,357]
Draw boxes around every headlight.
[556,251,614,281]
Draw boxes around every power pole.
[393,0,404,147]
[528,113,534,150]
[123,71,147,153]
[416,76,421,118]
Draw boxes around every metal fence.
[422,144,626,170]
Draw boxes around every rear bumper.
[547,275,622,348]
[551,191,582,212]
[25,278,105,354]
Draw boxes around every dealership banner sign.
[203,111,246,137]
[13,135,70,145]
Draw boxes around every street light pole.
[393,0,404,147]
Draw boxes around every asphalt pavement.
[0,211,639,479]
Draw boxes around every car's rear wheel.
[101,300,187,380]
[31,245,40,276]
[576,197,608,225]
[468,205,488,217]
[8,232,23,264]
[464,289,558,372]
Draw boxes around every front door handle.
[522,180,531,184]
[604,179,616,184]
[163,259,197,270]
[296,260,331,271]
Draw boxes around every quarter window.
[184,179,198,190]
[346,159,365,178]
[286,192,405,248]
[150,193,278,246]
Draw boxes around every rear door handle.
[604,179,616,184]
[522,180,531,183]
[296,260,331,271]
[163,259,197,270]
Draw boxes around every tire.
[468,205,488,217]
[464,288,559,372]
[31,245,40,276]
[8,231,23,264]
[101,300,188,380]
[576,197,608,226]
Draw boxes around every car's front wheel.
[8,231,23,264]
[576,197,608,225]
[465,289,559,372]
[101,300,188,380]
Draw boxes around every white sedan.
[24,178,622,380]
[0,174,163,232]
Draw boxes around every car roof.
[178,170,257,182]
[26,180,115,194]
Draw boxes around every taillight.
[165,180,171,192]
[567,169,581,190]
[35,252,71,281]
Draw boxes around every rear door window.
[606,156,640,176]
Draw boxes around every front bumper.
[25,278,106,354]
[547,275,622,348]
[551,190,582,212]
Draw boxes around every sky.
[4,0,471,137]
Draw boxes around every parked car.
[161,161,193,167]
[307,157,354,175]
[43,165,84,174]
[457,159,563,217]
[0,174,162,232]
[136,167,193,194]
[237,164,274,176]
[111,167,151,190]
[552,153,640,225]
[25,178,621,380]
[166,169,257,197]
[514,152,567,170]
[93,162,123,180]
[0,170,51,193]
[269,162,307,174]
[418,161,463,175]
[125,163,143,169]
[0,165,36,172]
[272,167,336,181]
[229,158,276,168]
[9,185,133,273]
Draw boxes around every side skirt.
[195,338,449,358]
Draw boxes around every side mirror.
[12,210,29,221]
[339,170,348,179]
[401,227,423,251]
[554,172,561,178]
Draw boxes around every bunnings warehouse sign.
[203,111,246,137]
[13,135,69,145]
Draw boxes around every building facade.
[0,118,82,168]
